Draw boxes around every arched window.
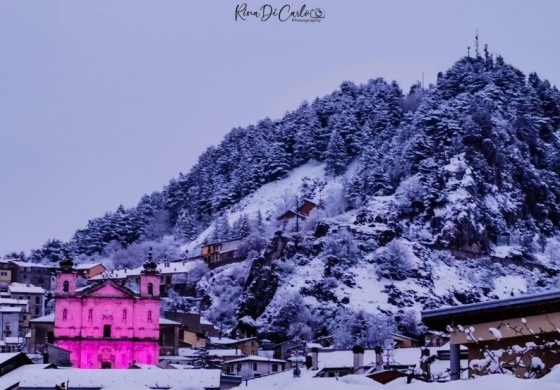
[147,283,153,296]
[123,309,127,322]
[63,309,68,321]
[88,309,93,321]
[147,310,152,322]
[63,281,69,293]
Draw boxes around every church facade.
[54,258,161,368]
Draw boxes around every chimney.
[374,345,383,372]
[311,347,319,370]
[352,345,364,374]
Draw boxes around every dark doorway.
[103,324,111,338]
[101,361,112,369]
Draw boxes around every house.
[388,333,418,348]
[277,199,318,221]
[162,311,220,348]
[0,298,29,327]
[89,259,204,296]
[8,282,45,319]
[223,356,287,378]
[201,238,243,267]
[54,256,161,368]
[74,263,106,279]
[9,261,57,291]
[159,317,181,356]
[210,336,260,356]
[422,290,560,379]
[273,339,307,360]
[0,260,13,290]
[0,307,22,351]
[28,313,54,354]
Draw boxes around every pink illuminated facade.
[54,258,161,369]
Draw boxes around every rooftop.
[17,367,221,389]
[91,259,205,280]
[74,263,105,270]
[8,283,45,294]
[422,290,560,330]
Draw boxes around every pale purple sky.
[1,1,559,255]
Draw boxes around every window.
[147,283,153,296]
[62,309,68,321]
[253,362,257,371]
[22,315,26,321]
[35,296,40,304]
[272,363,279,372]
[63,281,69,293]
[147,311,152,322]
[122,309,127,322]
[88,309,93,321]
[103,324,111,338]
[236,364,241,373]
[35,307,39,315]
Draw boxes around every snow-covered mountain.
[12,53,560,347]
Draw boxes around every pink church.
[54,256,161,369]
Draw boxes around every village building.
[201,238,243,267]
[163,311,220,348]
[277,199,318,221]
[210,336,260,356]
[90,259,202,296]
[0,298,29,328]
[387,333,418,348]
[223,355,287,378]
[27,313,54,354]
[8,283,45,319]
[54,256,161,368]
[422,290,560,379]
[0,260,13,290]
[74,263,106,279]
[9,261,57,291]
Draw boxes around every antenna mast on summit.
[475,30,479,57]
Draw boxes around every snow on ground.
[246,363,560,390]
[491,275,527,299]
[431,263,469,297]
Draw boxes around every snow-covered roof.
[5,336,25,344]
[0,306,22,313]
[8,283,45,294]
[74,262,104,270]
[422,289,560,330]
[160,317,182,325]
[0,352,21,365]
[225,356,287,364]
[210,336,257,345]
[91,259,204,280]
[29,313,55,323]
[17,367,221,389]
[0,362,53,390]
[0,298,28,306]
[9,261,56,269]
[178,348,244,358]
